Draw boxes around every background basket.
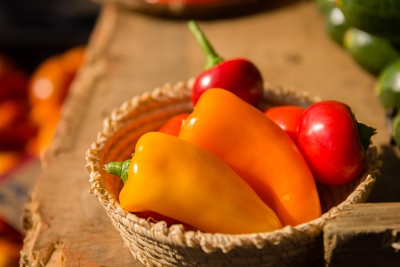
[85,80,381,267]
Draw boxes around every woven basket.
[85,79,381,267]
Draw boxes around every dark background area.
[0,0,100,72]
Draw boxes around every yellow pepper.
[104,131,282,234]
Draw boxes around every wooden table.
[20,0,400,266]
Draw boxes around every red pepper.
[0,99,37,151]
[263,105,305,142]
[188,21,263,107]
[0,54,29,102]
[296,100,376,186]
[0,217,23,243]
[158,113,190,136]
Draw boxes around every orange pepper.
[0,152,22,174]
[0,238,22,266]
[28,45,85,107]
[179,88,321,226]
[27,46,85,158]
[28,55,71,107]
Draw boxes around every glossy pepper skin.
[179,89,321,226]
[158,113,189,136]
[263,105,306,142]
[296,100,376,186]
[105,131,282,234]
[188,21,263,107]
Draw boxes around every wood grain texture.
[324,203,400,267]
[20,0,400,266]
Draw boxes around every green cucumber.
[317,0,337,15]
[392,112,400,148]
[376,59,400,110]
[325,7,348,46]
[344,28,400,75]
[337,0,400,43]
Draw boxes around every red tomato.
[263,105,305,141]
[158,113,189,136]
[296,100,375,186]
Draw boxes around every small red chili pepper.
[188,20,264,107]
[296,100,376,186]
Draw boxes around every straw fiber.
[85,80,381,267]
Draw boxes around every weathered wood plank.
[324,203,400,267]
[20,6,143,266]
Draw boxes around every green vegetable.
[392,112,400,147]
[376,59,400,110]
[344,28,400,75]
[104,159,130,184]
[317,0,337,15]
[337,0,400,43]
[325,7,348,46]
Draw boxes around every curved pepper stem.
[103,159,130,184]
[188,20,224,70]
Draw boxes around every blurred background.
[0,0,99,265]
[0,0,99,70]
[1,0,400,265]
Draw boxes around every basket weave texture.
[85,80,381,267]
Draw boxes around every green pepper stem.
[188,20,224,70]
[103,159,131,184]
[357,122,377,152]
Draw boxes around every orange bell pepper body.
[179,89,321,226]
[113,132,282,234]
